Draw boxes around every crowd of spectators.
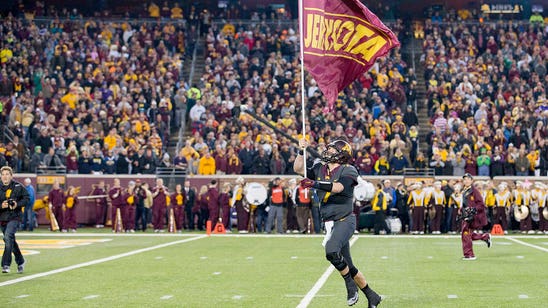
[1,2,546,179]
[181,16,426,176]
[419,9,548,177]
[0,2,200,174]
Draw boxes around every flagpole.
[298,0,307,178]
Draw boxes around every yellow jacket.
[198,156,216,175]
[372,189,387,211]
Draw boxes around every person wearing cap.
[514,181,534,234]
[426,181,445,234]
[532,182,548,234]
[493,182,511,234]
[407,181,426,234]
[460,173,491,260]
[29,146,45,173]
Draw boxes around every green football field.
[1,230,547,308]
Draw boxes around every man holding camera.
[1,166,30,273]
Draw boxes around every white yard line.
[0,235,206,287]
[506,237,548,253]
[296,236,359,308]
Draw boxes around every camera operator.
[1,166,30,273]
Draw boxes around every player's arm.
[293,138,309,176]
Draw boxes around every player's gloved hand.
[300,179,333,192]
[300,178,316,189]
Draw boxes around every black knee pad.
[349,266,359,278]
[326,252,347,271]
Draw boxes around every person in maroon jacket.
[172,184,185,232]
[48,181,65,232]
[108,178,125,232]
[92,181,108,228]
[63,186,79,232]
[214,147,229,174]
[206,180,220,226]
[123,181,137,232]
[219,182,231,230]
[65,146,79,174]
[226,147,242,174]
[459,173,491,260]
[151,178,168,232]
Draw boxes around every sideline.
[0,235,207,287]
[505,237,548,253]
[296,236,359,308]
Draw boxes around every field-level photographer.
[1,166,30,273]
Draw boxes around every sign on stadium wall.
[481,4,523,14]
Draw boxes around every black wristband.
[298,149,304,155]
[313,181,333,192]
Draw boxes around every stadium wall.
[13,174,548,227]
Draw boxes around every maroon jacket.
[152,186,167,207]
[92,187,108,206]
[226,155,242,174]
[109,187,124,207]
[215,154,228,173]
[462,186,488,229]
[219,192,230,209]
[206,187,219,211]
[66,154,78,171]
[48,188,65,207]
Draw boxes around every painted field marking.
[212,272,222,275]
[518,294,529,299]
[447,295,458,299]
[506,237,548,253]
[15,294,30,298]
[200,256,208,260]
[160,295,173,300]
[154,256,164,260]
[291,256,298,259]
[246,256,254,260]
[83,295,99,300]
[427,256,433,259]
[0,235,207,287]
[286,294,335,298]
[296,236,359,308]
[516,256,525,259]
[381,256,388,259]
[232,295,243,300]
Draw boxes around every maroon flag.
[301,0,400,111]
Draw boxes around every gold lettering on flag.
[303,10,390,65]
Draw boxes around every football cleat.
[485,234,492,248]
[2,266,10,273]
[347,290,359,306]
[462,256,477,261]
[368,293,382,308]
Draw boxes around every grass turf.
[1,231,547,307]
